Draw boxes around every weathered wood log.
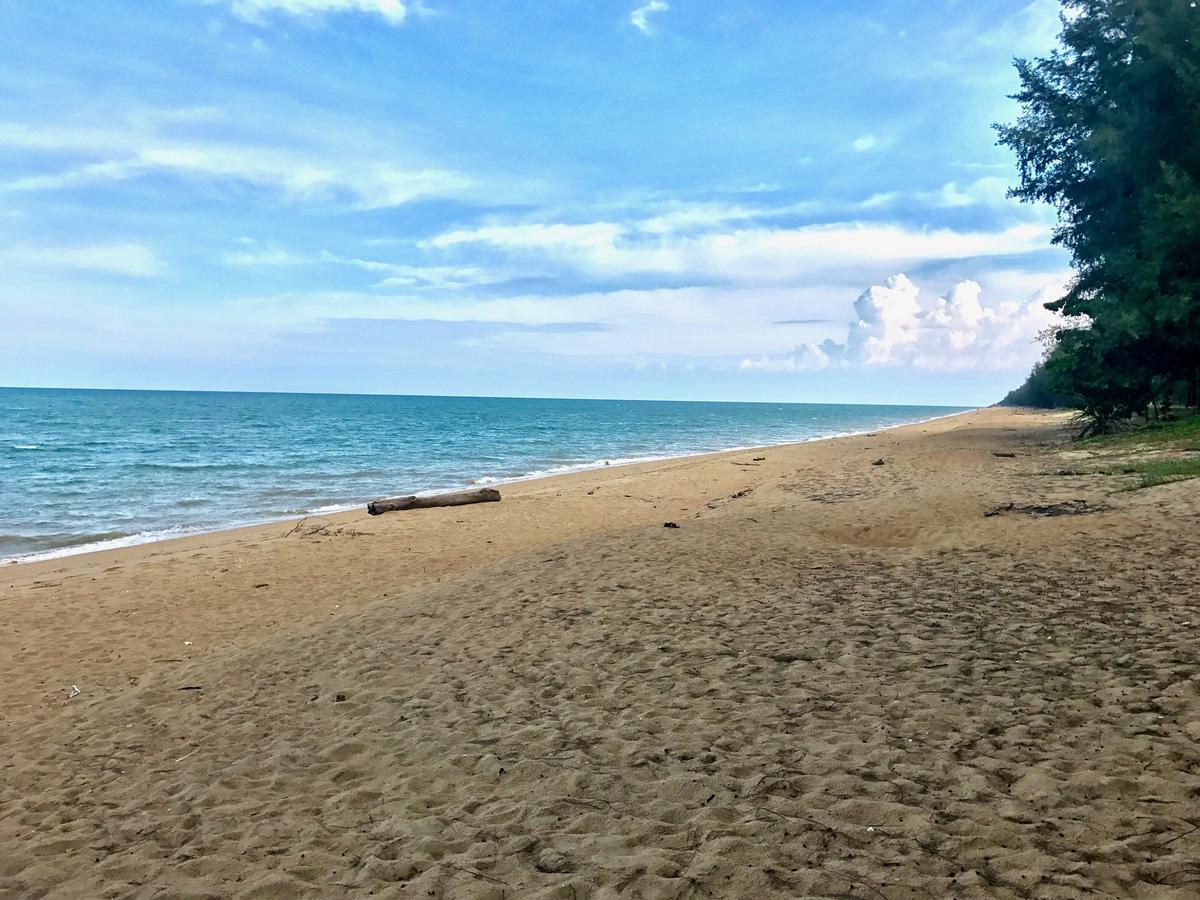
[367,487,501,515]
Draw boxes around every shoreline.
[1,406,1015,718]
[2,406,976,568]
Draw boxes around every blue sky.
[0,0,1071,405]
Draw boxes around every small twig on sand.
[1160,822,1200,846]
[563,796,613,810]
[749,805,836,833]
[447,864,509,886]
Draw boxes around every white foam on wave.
[464,452,679,487]
[1,524,211,566]
[0,501,369,565]
[306,503,360,515]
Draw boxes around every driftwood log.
[367,487,501,516]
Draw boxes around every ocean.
[0,388,969,563]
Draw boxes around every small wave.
[131,461,277,473]
[305,502,359,515]
[0,529,132,553]
[11,444,39,450]
[0,525,208,565]
[463,452,680,488]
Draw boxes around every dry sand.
[2,406,1199,898]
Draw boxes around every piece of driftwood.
[367,487,500,516]
[984,499,1102,518]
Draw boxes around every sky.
[0,0,1073,406]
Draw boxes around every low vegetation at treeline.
[1053,410,1200,491]
[1078,410,1200,450]
[998,0,1199,434]
[1108,457,1200,490]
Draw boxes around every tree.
[996,0,1200,420]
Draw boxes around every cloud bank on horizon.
[742,274,1063,373]
[0,0,1071,405]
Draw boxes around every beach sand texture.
[2,407,1199,898]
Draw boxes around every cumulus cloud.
[851,134,879,152]
[228,0,409,25]
[741,274,1063,372]
[3,242,166,277]
[629,0,668,35]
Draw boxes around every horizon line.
[0,384,977,409]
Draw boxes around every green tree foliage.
[998,358,1072,408]
[996,0,1200,427]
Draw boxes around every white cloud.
[977,0,1063,53]
[370,265,496,289]
[228,0,409,25]
[211,281,855,361]
[3,242,165,277]
[223,241,497,289]
[852,134,879,152]
[427,219,1051,284]
[318,251,497,288]
[857,177,1019,211]
[224,243,309,266]
[927,176,1012,208]
[629,0,668,35]
[741,273,1064,372]
[860,191,899,208]
[0,129,470,209]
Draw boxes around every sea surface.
[0,388,969,563]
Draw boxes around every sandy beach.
[2,405,1199,898]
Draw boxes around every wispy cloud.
[851,134,879,153]
[0,121,470,209]
[218,283,842,359]
[976,0,1063,52]
[629,0,668,35]
[223,243,310,266]
[925,176,1012,208]
[370,266,497,290]
[223,241,498,289]
[3,242,166,277]
[427,219,1051,284]
[852,177,1020,211]
[318,251,499,289]
[227,0,409,26]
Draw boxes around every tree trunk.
[367,487,501,515]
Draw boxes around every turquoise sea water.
[0,388,969,563]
